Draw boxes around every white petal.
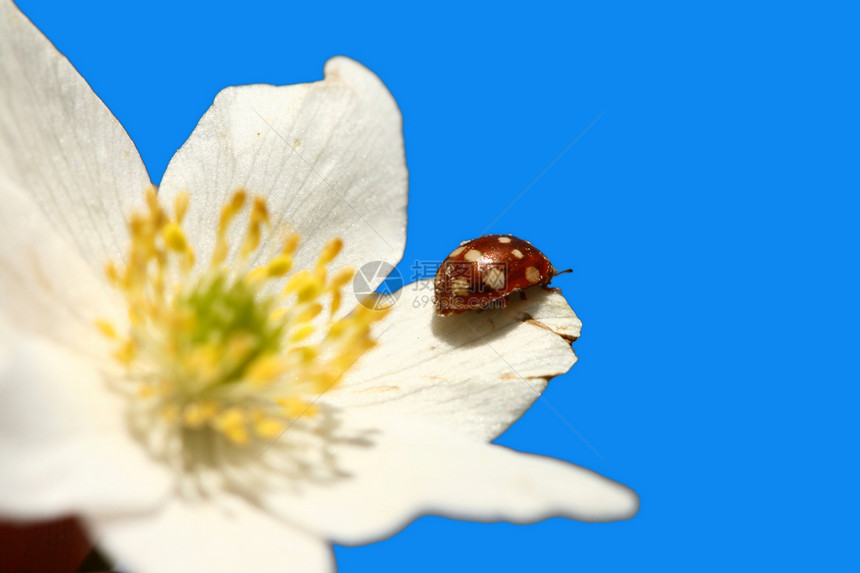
[261,413,637,545]
[0,330,171,520]
[327,281,582,441]
[90,496,333,573]
[0,1,150,274]
[158,56,408,286]
[0,176,121,354]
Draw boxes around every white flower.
[0,2,638,571]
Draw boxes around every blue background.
[15,0,858,570]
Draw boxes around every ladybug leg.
[518,291,528,301]
[541,285,563,295]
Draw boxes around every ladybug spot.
[464,249,482,262]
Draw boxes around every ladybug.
[434,234,565,316]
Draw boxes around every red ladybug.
[434,234,564,316]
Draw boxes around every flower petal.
[158,56,408,285]
[328,281,582,441]
[0,1,151,274]
[0,177,121,354]
[90,496,333,573]
[0,330,171,521]
[261,412,637,545]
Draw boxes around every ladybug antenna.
[553,267,573,276]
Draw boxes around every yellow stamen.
[290,323,315,343]
[241,197,269,258]
[215,408,250,445]
[246,354,288,387]
[253,415,286,439]
[282,233,300,256]
[278,396,318,418]
[162,222,188,253]
[183,401,218,428]
[219,190,247,234]
[329,266,355,291]
[296,303,323,323]
[95,319,117,339]
[213,190,247,265]
[99,188,389,454]
[266,254,293,277]
[174,191,190,223]
[317,237,343,267]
